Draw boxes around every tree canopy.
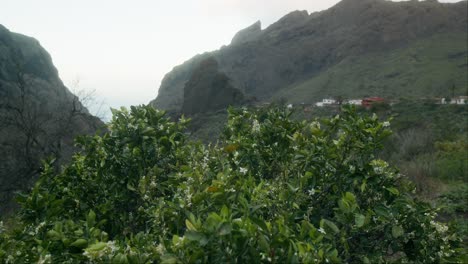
[0,105,463,263]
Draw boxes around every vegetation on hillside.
[276,33,467,103]
[0,105,464,263]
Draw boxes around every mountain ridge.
[0,24,103,214]
[150,0,467,112]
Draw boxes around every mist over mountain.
[150,0,467,113]
[0,25,103,214]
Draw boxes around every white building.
[316,98,336,107]
[441,96,468,105]
[456,96,468,104]
[346,99,363,105]
[323,99,336,104]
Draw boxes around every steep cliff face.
[182,57,245,115]
[150,0,467,111]
[0,25,103,215]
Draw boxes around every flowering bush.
[0,105,463,263]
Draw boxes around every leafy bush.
[437,185,468,260]
[434,139,468,181]
[0,105,463,263]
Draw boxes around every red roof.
[363,97,385,102]
[362,97,385,107]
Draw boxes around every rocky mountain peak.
[0,24,103,214]
[231,20,262,45]
[151,0,467,113]
[182,57,245,115]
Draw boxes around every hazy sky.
[0,0,462,119]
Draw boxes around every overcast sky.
[0,0,462,119]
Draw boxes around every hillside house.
[456,96,468,104]
[315,98,336,107]
[345,99,363,105]
[440,96,468,105]
[362,97,385,107]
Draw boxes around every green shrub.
[434,140,468,181]
[0,105,463,263]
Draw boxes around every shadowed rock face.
[182,58,245,115]
[0,25,103,215]
[150,0,467,111]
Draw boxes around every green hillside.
[274,32,467,103]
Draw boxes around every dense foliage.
[0,105,463,263]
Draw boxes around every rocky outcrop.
[231,21,262,46]
[0,25,103,215]
[182,57,244,115]
[150,0,467,111]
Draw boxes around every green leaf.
[161,256,178,264]
[221,205,229,219]
[355,214,366,228]
[185,219,197,231]
[218,223,232,236]
[338,199,350,213]
[46,230,61,240]
[392,225,404,238]
[126,183,136,192]
[344,192,356,203]
[113,253,129,264]
[87,210,96,227]
[386,187,400,196]
[185,231,208,246]
[172,235,180,246]
[360,180,367,193]
[321,219,340,234]
[86,242,107,252]
[70,238,88,248]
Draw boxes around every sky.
[0,0,462,119]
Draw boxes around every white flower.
[150,180,157,188]
[156,244,166,255]
[107,240,119,253]
[239,167,248,175]
[35,221,46,234]
[430,220,449,233]
[37,254,51,264]
[310,121,321,130]
[383,121,390,127]
[370,160,388,175]
[6,255,14,264]
[318,227,326,234]
[308,189,316,196]
[252,119,260,133]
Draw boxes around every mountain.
[182,57,245,115]
[150,0,467,112]
[0,25,104,214]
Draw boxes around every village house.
[315,98,336,107]
[362,97,385,107]
[456,96,468,104]
[440,96,468,105]
[345,99,363,106]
